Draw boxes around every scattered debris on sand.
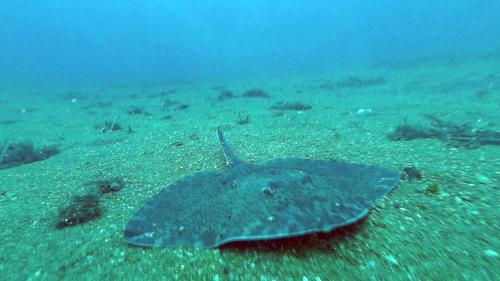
[236,113,251,125]
[171,141,184,147]
[99,116,122,133]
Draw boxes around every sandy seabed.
[0,54,499,280]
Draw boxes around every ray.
[124,129,399,248]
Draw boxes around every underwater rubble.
[388,115,500,149]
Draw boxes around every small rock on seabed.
[483,249,498,258]
[385,255,400,266]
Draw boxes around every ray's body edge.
[124,208,373,248]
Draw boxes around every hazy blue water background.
[1,0,499,90]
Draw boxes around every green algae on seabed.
[0,55,498,280]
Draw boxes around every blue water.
[1,0,499,89]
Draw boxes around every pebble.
[477,175,490,185]
[213,274,220,281]
[454,197,463,204]
[469,210,479,216]
[385,255,399,266]
[356,108,373,114]
[302,277,309,281]
[483,249,498,258]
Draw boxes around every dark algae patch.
[177,103,190,110]
[242,88,270,98]
[148,89,175,98]
[0,141,60,170]
[93,177,126,195]
[160,99,190,111]
[217,90,235,102]
[319,76,386,91]
[0,120,18,126]
[56,177,126,228]
[270,101,312,111]
[56,194,101,228]
[388,114,500,148]
[401,166,423,181]
[388,123,440,141]
[423,182,440,196]
[126,106,152,116]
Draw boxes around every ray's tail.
[216,129,242,168]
